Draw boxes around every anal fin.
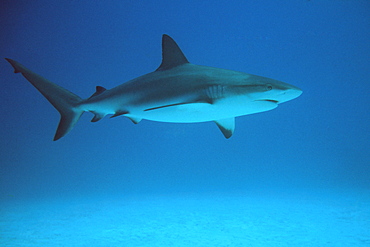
[90,112,105,122]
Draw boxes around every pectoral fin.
[144,101,212,112]
[214,118,235,139]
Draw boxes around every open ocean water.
[1,0,369,246]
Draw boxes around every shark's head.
[263,81,302,104]
[242,75,302,105]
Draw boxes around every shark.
[5,34,302,140]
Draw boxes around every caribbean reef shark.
[5,34,302,140]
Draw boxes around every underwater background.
[1,0,369,246]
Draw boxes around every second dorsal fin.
[89,86,106,99]
[156,34,189,71]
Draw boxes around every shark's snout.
[278,87,302,103]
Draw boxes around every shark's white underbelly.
[130,100,278,123]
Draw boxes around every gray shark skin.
[5,34,302,140]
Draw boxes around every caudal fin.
[5,58,84,141]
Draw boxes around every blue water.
[1,0,369,246]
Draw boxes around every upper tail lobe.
[5,58,84,140]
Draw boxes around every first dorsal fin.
[156,34,189,71]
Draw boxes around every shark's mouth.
[256,99,279,104]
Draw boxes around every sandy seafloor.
[1,190,369,247]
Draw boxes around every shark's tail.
[5,58,84,141]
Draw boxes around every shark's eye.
[267,85,273,91]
